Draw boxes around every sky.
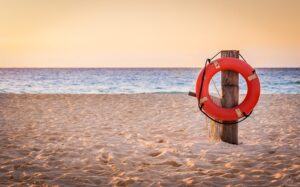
[0,0,299,68]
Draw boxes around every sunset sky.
[0,0,299,67]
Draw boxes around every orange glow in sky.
[0,0,299,67]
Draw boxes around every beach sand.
[0,94,299,186]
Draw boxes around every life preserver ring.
[196,57,260,122]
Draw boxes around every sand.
[0,94,299,186]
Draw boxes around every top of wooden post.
[221,50,239,58]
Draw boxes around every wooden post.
[208,50,239,144]
[220,50,239,144]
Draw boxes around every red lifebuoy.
[196,57,260,121]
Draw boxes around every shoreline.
[0,93,299,95]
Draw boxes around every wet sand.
[0,94,299,186]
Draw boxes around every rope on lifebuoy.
[196,51,259,125]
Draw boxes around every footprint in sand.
[148,151,162,157]
[156,139,165,143]
[157,160,182,167]
[112,177,136,187]
[240,161,255,168]
[97,149,113,164]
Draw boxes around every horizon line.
[0,66,299,69]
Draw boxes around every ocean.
[0,68,299,94]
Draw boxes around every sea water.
[0,68,299,94]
